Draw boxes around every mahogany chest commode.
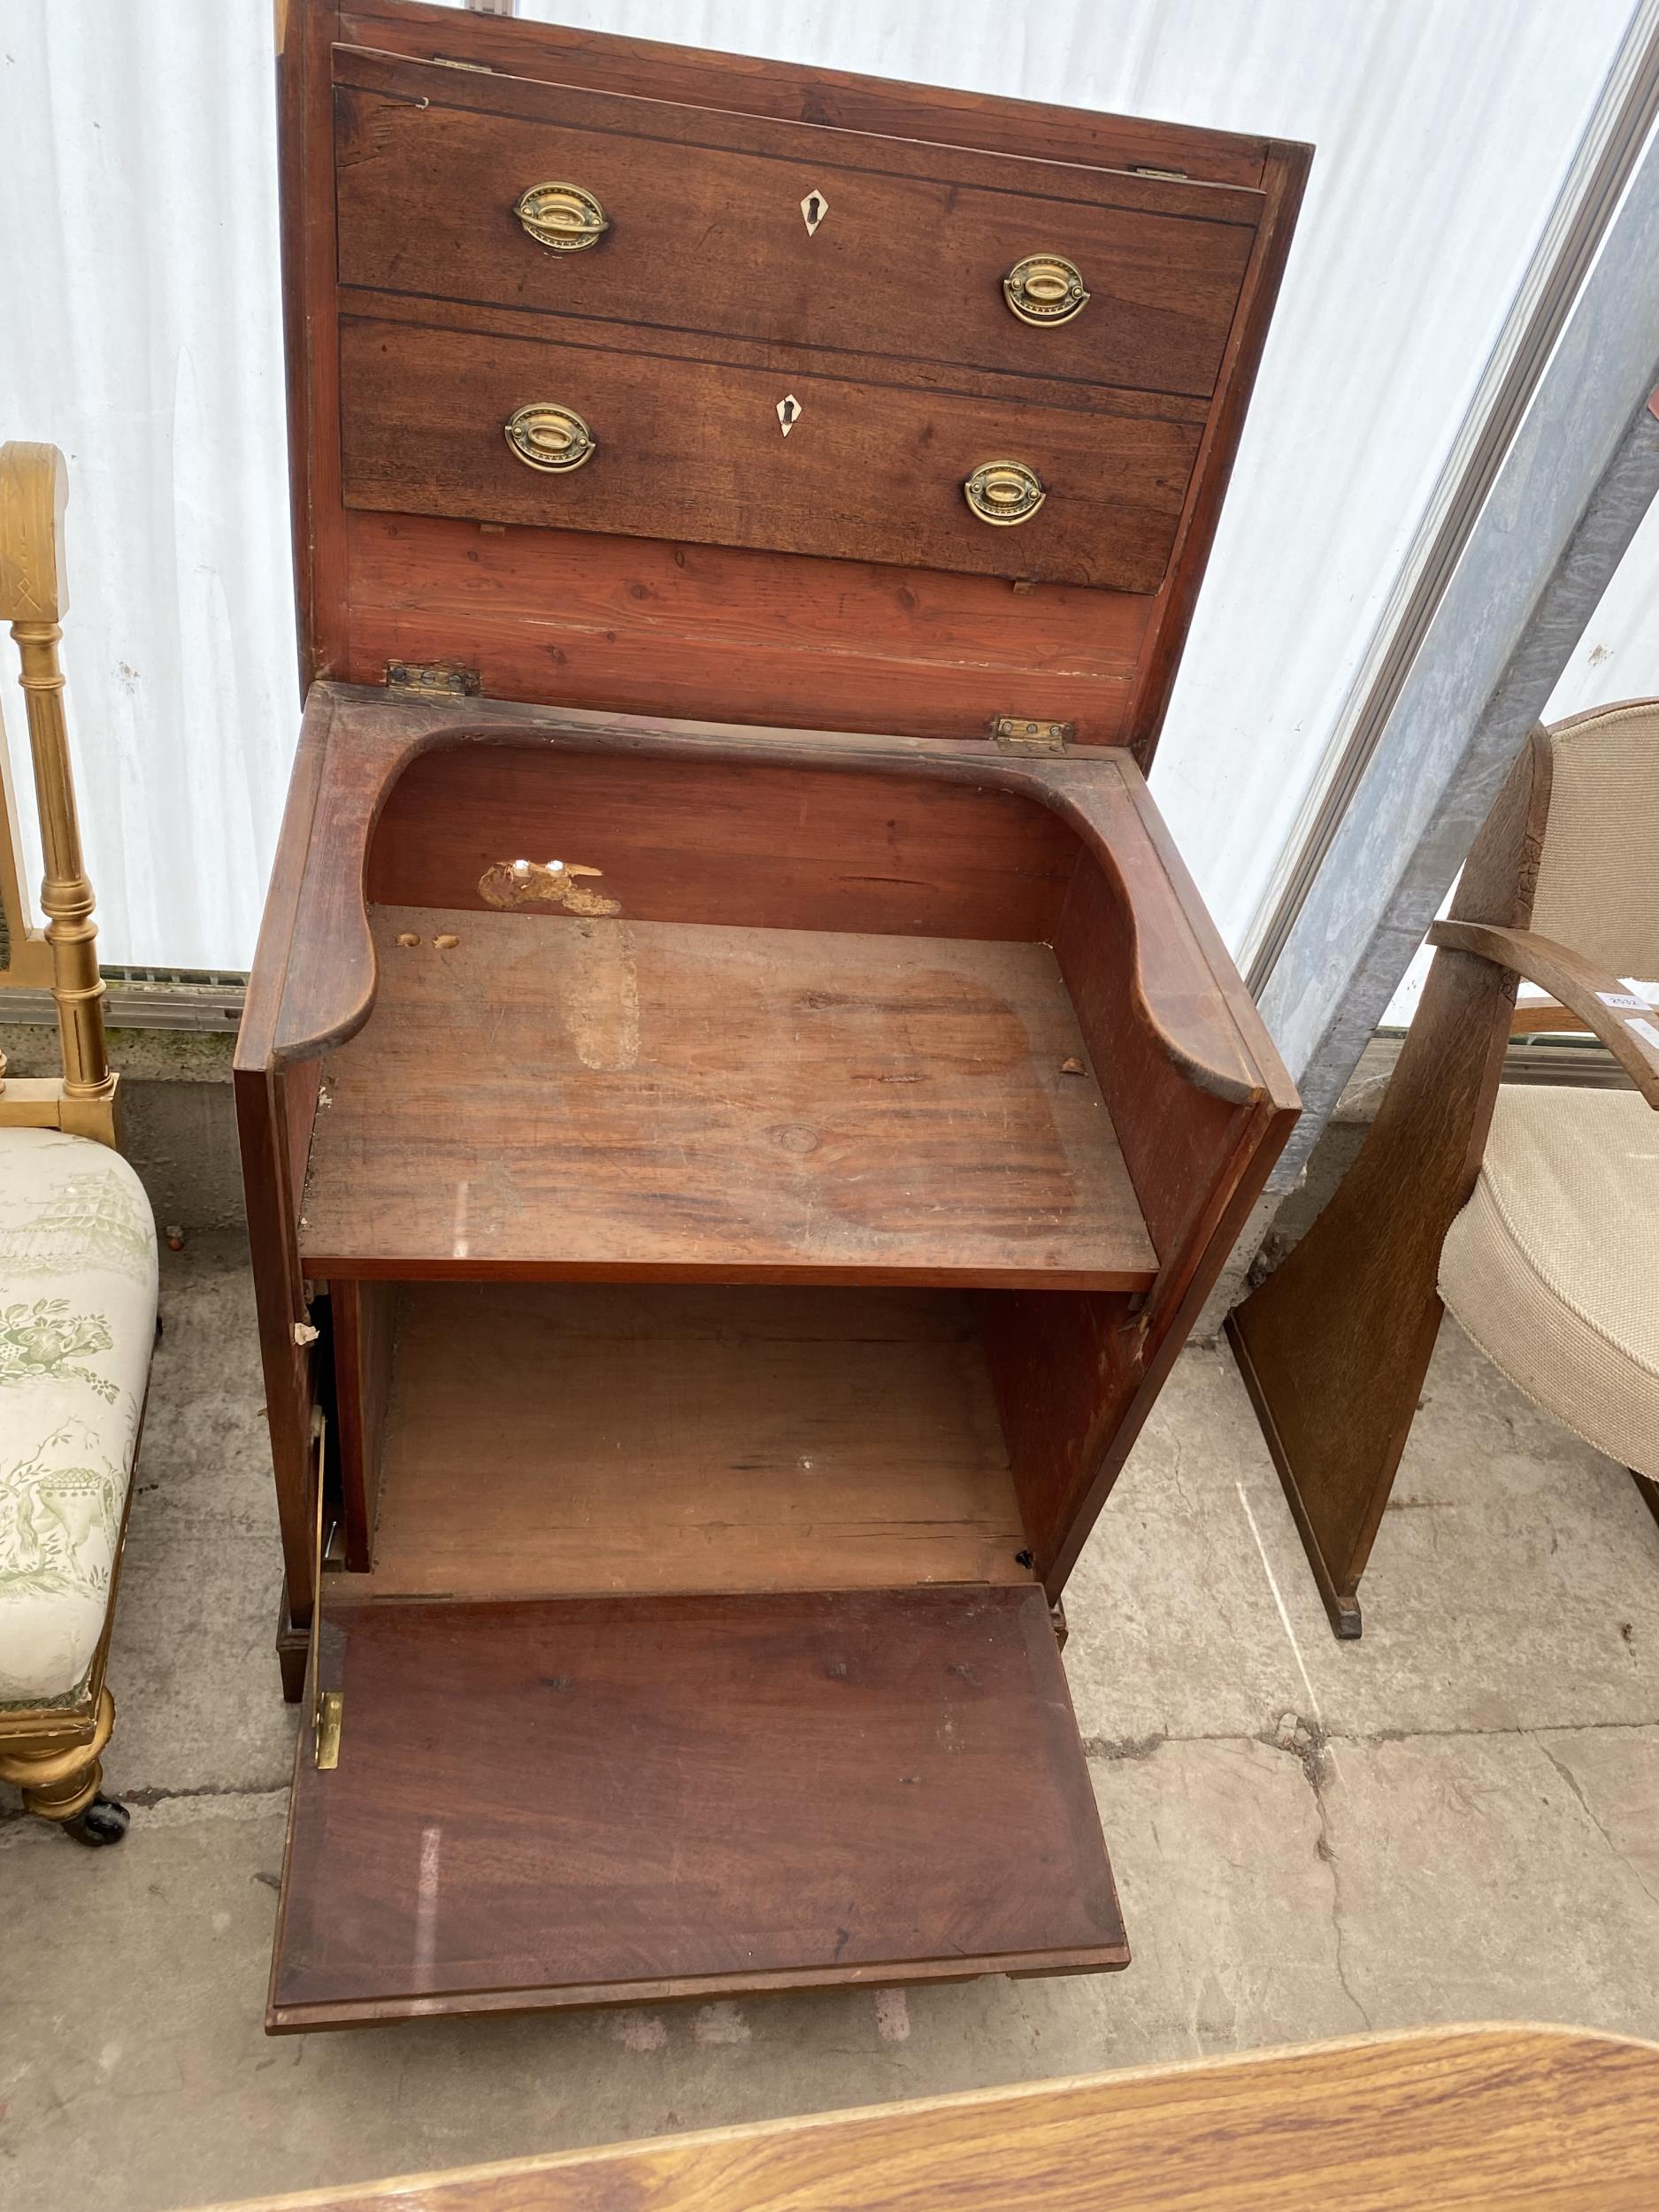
[239,0,1306,2031]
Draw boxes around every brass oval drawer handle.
[504,403,596,472]
[515,181,609,251]
[964,460,1046,526]
[1003,254,1089,326]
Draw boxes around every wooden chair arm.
[1428,920,1659,1106]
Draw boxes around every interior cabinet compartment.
[337,1281,1033,1601]
[296,727,1201,1290]
[287,1273,1133,2028]
[257,690,1302,1607]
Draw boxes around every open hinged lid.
[278,0,1309,762]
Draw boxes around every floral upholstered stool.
[0,1131,157,1839]
[0,440,158,1844]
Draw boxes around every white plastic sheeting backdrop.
[0,0,1650,973]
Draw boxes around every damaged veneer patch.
[479,856,621,916]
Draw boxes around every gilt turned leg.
[0,1687,131,1846]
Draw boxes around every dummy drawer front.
[337,311,1202,590]
[334,48,1263,405]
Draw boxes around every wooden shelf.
[355,1282,1032,1601]
[300,905,1158,1287]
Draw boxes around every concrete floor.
[4,1235,1659,2212]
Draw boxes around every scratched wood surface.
[339,310,1202,593]
[337,0,1275,189]
[301,905,1156,1287]
[244,691,1294,1640]
[333,49,1259,401]
[353,1282,1031,1599]
[341,510,1149,746]
[1226,733,1554,1636]
[206,2024,1659,2209]
[268,1585,1123,2026]
[364,735,1088,942]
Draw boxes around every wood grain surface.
[1427,919,1659,1103]
[340,508,1148,746]
[351,1282,1032,1599]
[248,7,1310,2034]
[205,2023,1659,2210]
[336,0,1276,189]
[338,311,1202,592]
[300,905,1157,1287]
[1226,732,1554,1635]
[244,687,1295,1670]
[333,54,1259,402]
[267,690,1288,1110]
[278,2,1310,765]
[329,1279,396,1572]
[269,1586,1124,2025]
[365,735,1087,943]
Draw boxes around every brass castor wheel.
[63,1793,130,1847]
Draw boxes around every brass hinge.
[428,54,495,70]
[309,1412,342,1770]
[386,660,482,701]
[990,715,1075,755]
[1129,165,1189,180]
[315,1689,344,1770]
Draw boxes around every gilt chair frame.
[0,440,133,1816]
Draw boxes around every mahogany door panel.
[270,1586,1126,2026]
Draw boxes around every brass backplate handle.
[964,460,1047,527]
[505,403,596,473]
[1003,253,1089,326]
[516,180,609,250]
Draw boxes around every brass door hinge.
[315,1689,344,1770]
[989,715,1075,755]
[308,1412,342,1770]
[1129,165,1189,180]
[385,660,482,701]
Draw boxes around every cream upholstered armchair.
[1438,704,1659,1507]
[0,443,157,1842]
[1228,702,1659,1637]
